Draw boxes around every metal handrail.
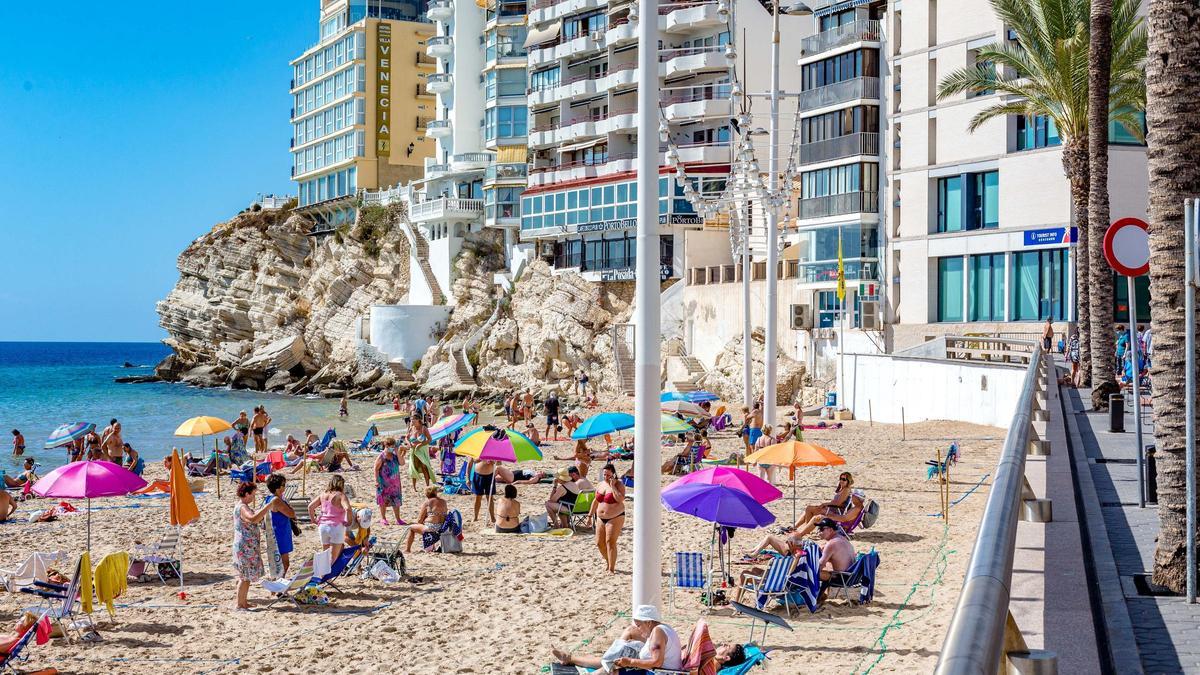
[934,341,1044,674]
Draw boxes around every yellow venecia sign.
[376,22,392,157]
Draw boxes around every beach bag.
[524,513,551,534]
[439,532,463,554]
[861,499,880,529]
[367,560,401,583]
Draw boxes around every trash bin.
[825,392,837,408]
[1109,394,1125,433]
[1146,445,1157,504]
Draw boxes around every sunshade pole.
[792,473,797,525]
[214,436,220,499]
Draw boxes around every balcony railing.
[427,162,451,174]
[426,119,451,131]
[410,197,485,221]
[454,152,494,163]
[486,162,529,182]
[800,76,880,111]
[800,132,880,165]
[797,191,879,219]
[658,46,723,63]
[800,19,882,57]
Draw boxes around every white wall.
[842,352,1026,428]
[369,304,452,365]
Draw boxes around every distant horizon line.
[0,340,168,345]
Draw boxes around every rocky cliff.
[155,203,411,395]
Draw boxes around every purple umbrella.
[661,483,777,529]
[665,466,783,504]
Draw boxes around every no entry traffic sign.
[1103,217,1151,277]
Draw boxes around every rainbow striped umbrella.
[430,413,475,441]
[454,427,542,463]
[659,414,695,435]
[44,422,95,449]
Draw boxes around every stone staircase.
[612,323,636,395]
[395,204,446,305]
[451,351,475,386]
[664,339,707,393]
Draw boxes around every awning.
[559,138,606,154]
[497,145,527,163]
[523,22,561,48]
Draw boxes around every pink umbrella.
[32,460,148,554]
[664,466,783,504]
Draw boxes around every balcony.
[452,152,493,171]
[662,2,724,34]
[486,162,529,186]
[674,142,732,165]
[597,107,637,134]
[427,0,454,21]
[529,0,606,26]
[660,48,727,78]
[426,162,451,176]
[409,197,485,224]
[799,132,880,166]
[427,73,453,94]
[605,18,637,46]
[800,76,880,112]
[800,19,882,59]
[425,119,452,138]
[426,36,454,59]
[663,92,728,121]
[797,191,879,220]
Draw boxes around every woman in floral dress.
[232,481,277,610]
[375,437,404,525]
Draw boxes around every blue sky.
[0,2,312,342]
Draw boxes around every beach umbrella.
[367,409,407,422]
[664,466,783,504]
[571,412,635,440]
[168,449,200,592]
[44,422,95,449]
[661,483,776,529]
[429,413,475,442]
[658,414,695,436]
[31,460,147,555]
[175,416,233,497]
[744,440,845,523]
[661,391,720,404]
[661,400,707,417]
[454,427,543,463]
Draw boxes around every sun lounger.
[262,557,315,608]
[0,610,45,673]
[130,528,182,584]
[19,557,96,641]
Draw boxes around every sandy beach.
[0,411,1003,674]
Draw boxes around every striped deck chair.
[19,557,95,640]
[825,548,880,605]
[0,611,44,673]
[669,551,707,608]
[261,557,315,608]
[131,528,183,584]
[741,555,798,617]
[782,540,823,613]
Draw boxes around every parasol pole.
[214,437,221,499]
[87,497,91,556]
[792,471,797,525]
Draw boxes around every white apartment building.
[518,0,805,284]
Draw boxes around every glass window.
[1011,249,1068,321]
[968,253,1005,321]
[815,290,847,328]
[937,257,965,322]
[937,176,963,232]
[1109,110,1146,146]
[977,171,999,229]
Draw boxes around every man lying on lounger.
[737,518,856,602]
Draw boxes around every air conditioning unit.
[789,304,813,330]
[861,301,880,330]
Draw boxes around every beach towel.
[263,497,284,579]
[0,552,67,593]
[422,510,463,552]
[801,423,843,430]
[79,552,93,615]
[312,549,332,578]
[682,620,718,675]
[779,540,822,613]
[478,527,573,538]
[93,552,129,619]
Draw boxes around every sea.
[0,342,378,475]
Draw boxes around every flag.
[836,228,846,303]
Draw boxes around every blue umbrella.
[661,391,720,404]
[661,483,777,529]
[571,412,635,440]
[45,422,95,449]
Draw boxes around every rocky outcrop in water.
[155,204,411,395]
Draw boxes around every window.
[530,67,560,91]
[816,290,850,328]
[1109,109,1147,146]
[937,170,998,232]
[800,163,876,199]
[1015,114,1061,151]
[1011,249,1068,321]
[801,106,880,143]
[968,253,1005,321]
[485,106,528,141]
[937,257,965,322]
[486,26,528,61]
[801,48,879,90]
[486,187,523,220]
[818,8,856,31]
[1113,273,1151,322]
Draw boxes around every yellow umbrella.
[175,416,233,497]
[744,441,846,523]
[367,410,406,422]
[659,414,695,436]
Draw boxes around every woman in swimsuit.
[795,472,854,527]
[546,466,583,529]
[495,484,522,533]
[586,463,626,573]
[406,416,434,492]
[405,486,449,553]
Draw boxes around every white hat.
[631,605,662,622]
[356,508,373,529]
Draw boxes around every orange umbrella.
[744,441,845,523]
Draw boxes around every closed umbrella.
[31,460,148,555]
[167,449,200,592]
[44,422,95,449]
[744,441,846,523]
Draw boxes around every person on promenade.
[251,407,271,454]
[495,484,522,534]
[405,486,449,553]
[232,481,278,610]
[101,419,123,463]
[586,463,626,573]
[10,430,24,458]
[264,473,297,577]
[308,475,353,563]
[406,416,434,492]
[1042,317,1054,352]
[552,605,682,672]
[1067,331,1081,387]
[375,438,404,526]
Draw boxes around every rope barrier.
[926,472,990,517]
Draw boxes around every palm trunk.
[1147,0,1200,593]
[1087,0,1115,387]
[1062,143,1090,384]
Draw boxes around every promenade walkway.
[1065,379,1200,673]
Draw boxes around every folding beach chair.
[131,528,183,584]
[440,461,472,496]
[567,491,596,532]
[669,551,707,609]
[719,644,769,675]
[350,425,378,453]
[824,548,880,605]
[0,611,45,673]
[315,545,364,592]
[365,540,407,578]
[19,557,95,641]
[261,557,315,608]
[739,554,798,617]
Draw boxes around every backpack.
[860,499,880,529]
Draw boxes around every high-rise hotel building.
[290,0,438,230]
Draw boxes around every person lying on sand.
[551,605,683,672]
[494,466,547,485]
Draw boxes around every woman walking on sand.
[375,438,404,525]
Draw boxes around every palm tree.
[1146,0,1200,593]
[1087,0,1115,388]
[937,0,1145,380]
